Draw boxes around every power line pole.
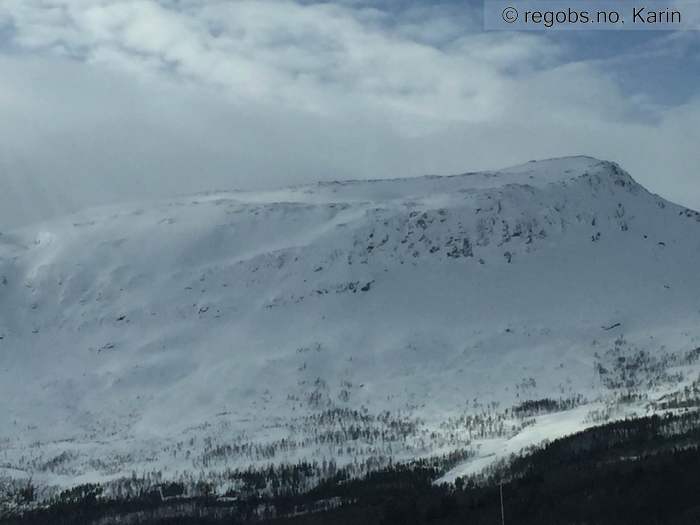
[500,481,505,525]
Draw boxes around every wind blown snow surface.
[1,156,700,500]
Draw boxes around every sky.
[0,0,698,229]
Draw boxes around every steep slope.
[1,156,700,497]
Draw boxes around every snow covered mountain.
[1,156,700,498]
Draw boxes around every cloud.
[0,0,698,229]
[0,0,562,125]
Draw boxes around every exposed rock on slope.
[1,156,699,498]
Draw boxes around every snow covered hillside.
[1,156,700,499]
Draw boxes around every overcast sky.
[0,0,698,229]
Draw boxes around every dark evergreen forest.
[3,411,700,525]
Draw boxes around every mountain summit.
[1,157,699,495]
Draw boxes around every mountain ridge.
[0,157,645,231]
[1,156,699,503]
